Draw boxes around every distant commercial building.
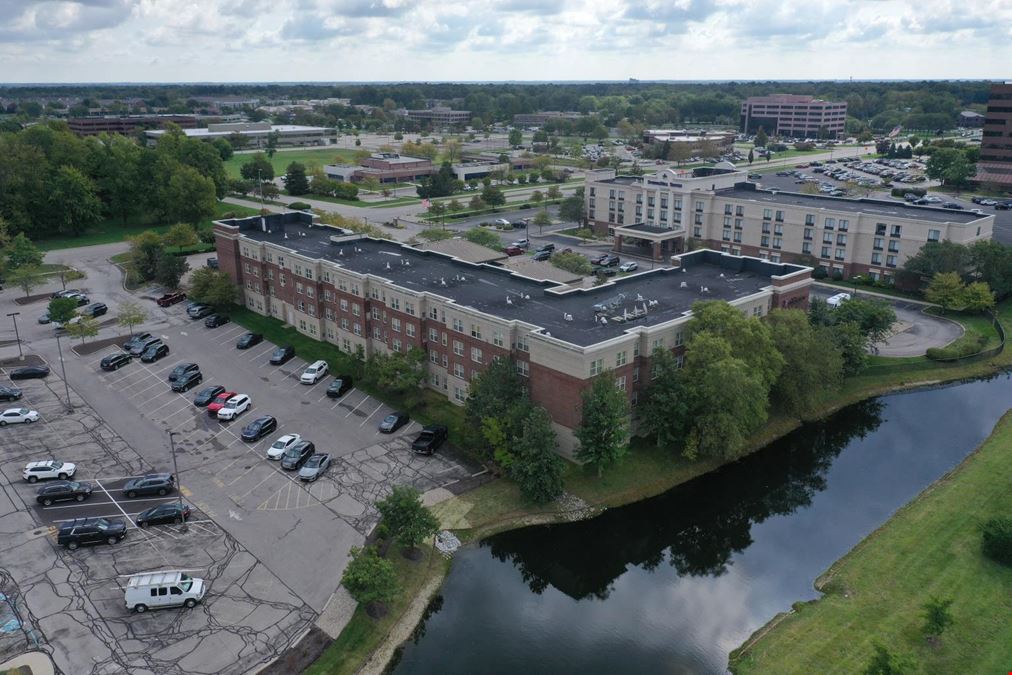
[324,153,434,184]
[215,211,812,455]
[68,114,197,136]
[585,167,993,281]
[959,110,986,128]
[404,107,471,127]
[513,111,583,127]
[974,83,1012,189]
[739,95,847,139]
[145,122,330,148]
[642,129,736,150]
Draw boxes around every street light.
[54,332,72,413]
[167,431,188,533]
[6,312,22,360]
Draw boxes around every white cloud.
[0,0,1008,81]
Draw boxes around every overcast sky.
[2,0,1010,83]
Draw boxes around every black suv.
[141,343,169,363]
[193,385,226,407]
[0,386,22,402]
[269,345,295,365]
[122,332,153,351]
[83,302,108,318]
[171,370,203,392]
[326,377,353,398]
[241,415,277,441]
[167,363,199,383]
[204,314,230,328]
[281,440,315,470]
[600,254,620,267]
[128,336,162,356]
[236,332,263,349]
[58,517,127,550]
[412,425,448,455]
[535,243,555,254]
[37,481,93,506]
[123,473,175,498]
[100,353,132,371]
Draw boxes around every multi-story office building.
[324,153,435,184]
[404,107,471,127]
[739,95,847,139]
[214,212,811,455]
[974,83,1012,189]
[585,167,993,282]
[67,114,197,136]
[145,122,330,148]
[513,111,583,127]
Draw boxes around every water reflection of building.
[483,399,885,601]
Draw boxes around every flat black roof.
[720,184,986,224]
[222,215,803,348]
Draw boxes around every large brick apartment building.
[214,213,812,455]
[585,167,993,282]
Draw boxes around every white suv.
[267,434,302,460]
[24,460,77,483]
[216,394,251,421]
[300,360,328,384]
[1,408,40,425]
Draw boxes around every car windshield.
[96,521,110,531]
[284,447,300,458]
[383,415,397,424]
[305,367,317,374]
[68,481,81,489]
[271,439,288,448]
[51,462,64,469]
[305,457,321,468]
[179,574,193,592]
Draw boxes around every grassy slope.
[729,411,1012,674]
[224,148,360,179]
[38,202,259,251]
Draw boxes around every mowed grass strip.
[729,410,1012,674]
[224,147,360,179]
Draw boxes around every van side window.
[150,589,158,597]
[158,588,167,596]
[170,587,182,595]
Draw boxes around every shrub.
[813,267,828,279]
[831,270,844,281]
[890,187,926,198]
[981,517,1012,566]
[925,334,988,360]
[571,228,595,240]
[288,201,312,211]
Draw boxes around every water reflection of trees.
[483,399,885,600]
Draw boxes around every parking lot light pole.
[54,332,72,412]
[6,312,23,360]
[168,431,188,533]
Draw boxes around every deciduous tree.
[767,309,843,416]
[375,486,440,552]
[510,405,564,503]
[283,162,310,196]
[341,546,398,610]
[154,251,189,289]
[162,223,198,253]
[47,166,103,235]
[481,185,505,207]
[64,314,98,343]
[688,300,783,390]
[575,374,630,476]
[365,347,426,396]
[962,281,995,313]
[47,297,78,324]
[116,301,148,335]
[5,232,44,269]
[637,348,691,449]
[239,153,274,181]
[187,267,238,310]
[921,596,954,640]
[10,264,42,298]
[924,271,965,311]
[463,227,503,250]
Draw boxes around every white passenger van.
[124,570,205,613]
[826,292,852,308]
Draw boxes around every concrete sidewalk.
[0,652,55,675]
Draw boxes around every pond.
[393,374,1012,674]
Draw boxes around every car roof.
[226,394,248,402]
[26,460,60,469]
[251,415,274,424]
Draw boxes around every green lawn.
[225,148,360,179]
[729,411,1012,674]
[37,202,259,251]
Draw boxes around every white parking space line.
[249,345,275,362]
[344,393,372,417]
[234,471,277,501]
[360,402,384,427]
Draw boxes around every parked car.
[504,246,524,257]
[128,336,162,356]
[594,267,618,277]
[156,291,187,307]
[510,221,527,229]
[171,370,204,393]
[204,314,230,328]
[37,480,93,506]
[326,376,353,398]
[0,386,22,402]
[0,408,40,425]
[236,332,263,349]
[618,262,638,273]
[494,218,511,227]
[298,453,331,482]
[267,434,302,460]
[511,239,530,249]
[216,394,251,421]
[535,243,555,254]
[10,365,49,380]
[269,345,296,365]
[51,288,82,299]
[206,258,219,269]
[82,302,108,318]
[281,440,315,471]
[136,503,190,528]
[123,473,175,498]
[141,343,170,363]
[58,517,127,549]
[125,571,204,613]
[122,332,153,351]
[995,201,1012,210]
[37,311,52,324]
[300,360,328,384]
[241,415,277,442]
[100,353,132,371]
[412,425,448,455]
[193,385,226,407]
[206,390,237,415]
[23,460,76,482]
[532,250,551,262]
[66,292,89,307]
[599,254,620,267]
[187,304,213,319]
[378,411,409,434]
[941,202,964,210]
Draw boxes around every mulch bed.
[258,625,333,675]
[13,292,52,306]
[71,335,126,356]
[0,354,46,368]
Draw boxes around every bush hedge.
[925,334,988,360]
[981,517,1012,566]
[288,201,313,211]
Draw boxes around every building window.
[775,210,784,222]
[353,323,362,336]
[430,350,440,364]
[453,363,465,379]
[773,237,782,249]
[886,255,897,268]
[516,335,529,352]
[838,219,849,231]
[406,323,416,338]
[453,340,464,356]
[616,376,627,391]
[722,228,731,241]
[429,327,439,342]
[735,205,744,217]
[471,347,483,364]
[392,339,402,352]
[761,235,770,247]
[390,297,400,311]
[888,240,900,253]
[734,218,743,230]
[733,230,742,242]
[493,331,504,348]
[616,350,627,367]
[806,214,816,226]
[452,318,464,332]
[876,223,887,236]
[724,204,732,215]
[821,246,831,258]
[373,326,382,339]
[723,216,732,227]
[352,304,360,317]
[802,242,812,254]
[774,223,783,235]
[516,360,529,378]
[835,248,846,260]
[693,226,702,237]
[453,386,467,403]
[873,237,883,251]
[871,252,882,265]
[763,208,772,220]
[391,318,401,332]
[890,224,902,238]
[823,232,833,244]
[695,200,703,212]
[824,217,835,229]
[674,331,684,346]
[590,359,603,376]
[804,228,813,241]
[837,233,847,246]
[762,222,771,234]
[652,338,664,351]
[928,229,940,242]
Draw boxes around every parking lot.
[0,293,479,673]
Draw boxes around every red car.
[207,391,237,416]
[504,246,524,256]
[156,291,187,307]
